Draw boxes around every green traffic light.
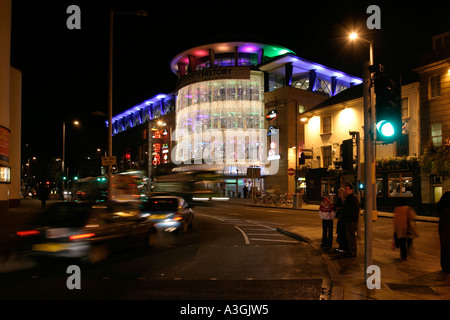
[376,120,395,137]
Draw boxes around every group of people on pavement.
[318,183,359,258]
[318,183,450,272]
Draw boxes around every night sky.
[9,0,449,177]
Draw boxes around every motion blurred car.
[16,201,157,264]
[139,196,194,234]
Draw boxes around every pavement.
[238,198,450,300]
[1,198,450,300]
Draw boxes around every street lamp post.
[107,9,148,201]
[350,33,376,281]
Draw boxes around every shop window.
[321,177,335,200]
[388,173,413,197]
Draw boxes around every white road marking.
[234,225,250,244]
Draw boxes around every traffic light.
[341,139,353,171]
[374,72,402,143]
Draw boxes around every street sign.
[287,168,295,176]
[246,167,261,178]
[102,156,116,166]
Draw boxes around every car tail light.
[17,230,40,237]
[69,233,95,241]
[172,216,183,221]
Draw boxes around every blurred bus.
[152,171,223,203]
[75,174,141,202]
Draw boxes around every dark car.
[16,201,157,264]
[139,196,194,234]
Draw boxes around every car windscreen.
[32,204,91,228]
[141,198,179,211]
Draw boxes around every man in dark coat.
[342,183,360,257]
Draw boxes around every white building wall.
[304,82,420,168]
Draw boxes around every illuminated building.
[111,42,362,196]
[170,42,361,196]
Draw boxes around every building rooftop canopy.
[170,41,295,74]
[170,41,362,91]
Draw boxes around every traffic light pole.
[363,60,374,282]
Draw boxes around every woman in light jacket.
[393,202,418,259]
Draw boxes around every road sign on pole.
[102,156,116,166]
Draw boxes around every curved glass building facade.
[174,71,266,170]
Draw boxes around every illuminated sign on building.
[152,128,170,166]
[265,109,278,121]
[175,66,251,89]
[0,166,10,183]
[267,125,278,136]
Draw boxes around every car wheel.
[84,244,108,264]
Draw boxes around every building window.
[401,97,409,118]
[321,115,332,134]
[298,104,305,113]
[429,75,441,98]
[431,123,442,146]
[388,173,413,197]
[321,146,332,167]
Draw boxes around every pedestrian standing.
[334,188,346,253]
[243,184,248,198]
[393,202,418,260]
[319,197,335,248]
[342,183,359,257]
[437,191,450,272]
[38,182,49,208]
